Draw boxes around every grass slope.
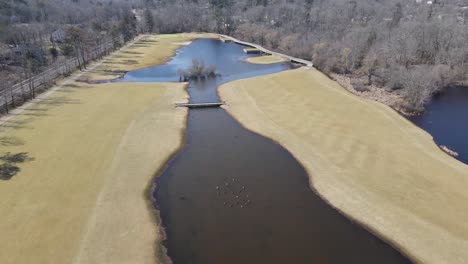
[219,67,468,264]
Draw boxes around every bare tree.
[400,66,436,111]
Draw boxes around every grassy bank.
[219,67,468,264]
[0,33,198,264]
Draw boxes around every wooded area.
[1,0,467,112]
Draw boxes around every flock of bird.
[216,178,251,208]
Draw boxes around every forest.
[0,0,467,112]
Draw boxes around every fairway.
[0,34,192,264]
[219,68,468,264]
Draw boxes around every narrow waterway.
[410,86,468,164]
[121,39,411,264]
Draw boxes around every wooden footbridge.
[175,102,225,108]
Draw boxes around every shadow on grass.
[9,112,48,117]
[36,98,81,106]
[23,108,48,112]
[122,59,138,65]
[121,51,143,55]
[93,69,126,75]
[0,136,24,146]
[0,119,31,130]
[0,98,80,131]
[60,82,93,89]
[0,152,34,180]
[56,89,76,93]
[111,54,128,59]
[138,39,158,43]
[62,84,80,88]
[131,43,151,48]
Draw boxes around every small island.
[245,55,287,64]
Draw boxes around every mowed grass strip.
[219,67,468,264]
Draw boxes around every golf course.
[0,34,467,264]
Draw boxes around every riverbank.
[219,67,468,264]
[0,33,196,264]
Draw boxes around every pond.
[410,86,468,164]
[120,39,411,264]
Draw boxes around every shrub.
[178,59,217,81]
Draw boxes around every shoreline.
[144,105,187,264]
[149,122,189,264]
[145,82,190,264]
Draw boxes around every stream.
[120,39,411,264]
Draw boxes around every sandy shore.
[219,67,468,264]
[0,33,215,264]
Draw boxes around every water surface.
[410,86,468,164]
[121,39,411,264]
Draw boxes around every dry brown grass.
[219,67,468,264]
